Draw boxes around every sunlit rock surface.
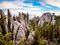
[13,20,26,45]
[12,13,34,45]
[38,12,56,26]
[27,31,35,43]
[13,13,27,45]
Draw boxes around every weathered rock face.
[13,12,35,45]
[0,9,8,34]
[0,9,35,45]
[13,21,26,45]
[38,12,56,26]
[13,13,27,45]
[51,13,56,25]
[27,31,35,44]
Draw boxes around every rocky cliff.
[38,12,56,26]
[0,9,35,45]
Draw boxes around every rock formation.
[0,9,56,45]
[38,12,56,26]
[0,9,7,34]
[13,12,29,45]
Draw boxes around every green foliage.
[0,32,14,45]
[55,16,60,26]
[30,19,60,45]
[38,38,48,45]
[18,40,25,45]
[0,9,60,45]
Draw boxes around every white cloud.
[0,0,60,19]
[0,1,41,16]
[0,2,21,8]
[44,0,60,8]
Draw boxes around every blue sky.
[0,0,60,17]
